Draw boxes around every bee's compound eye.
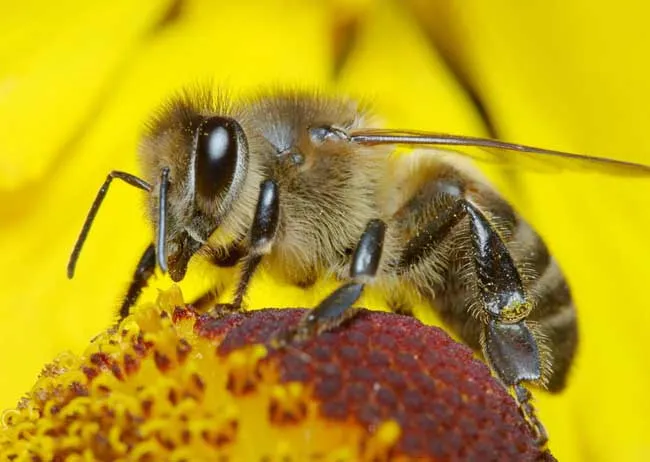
[195,116,244,198]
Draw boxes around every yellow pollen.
[500,300,532,323]
[361,419,402,462]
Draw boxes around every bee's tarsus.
[513,384,548,447]
[298,282,364,337]
[67,171,151,280]
[483,320,541,385]
[232,179,280,310]
[232,254,262,310]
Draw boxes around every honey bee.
[67,89,650,446]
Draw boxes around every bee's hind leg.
[278,219,386,343]
[392,181,548,446]
[465,200,548,447]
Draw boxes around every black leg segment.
[298,282,364,337]
[350,218,386,279]
[464,201,527,321]
[232,179,280,309]
[249,179,281,254]
[232,254,263,309]
[118,243,156,321]
[514,383,548,446]
[283,219,386,342]
[483,319,541,386]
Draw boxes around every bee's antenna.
[157,167,171,273]
[67,171,152,279]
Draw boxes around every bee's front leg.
[464,200,548,447]
[279,219,386,343]
[118,243,157,321]
[232,179,280,310]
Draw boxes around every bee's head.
[141,100,250,282]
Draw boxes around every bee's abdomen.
[527,256,578,391]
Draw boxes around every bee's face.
[141,112,250,281]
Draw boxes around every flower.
[1,1,649,461]
[1,287,554,460]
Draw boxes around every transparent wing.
[349,129,650,176]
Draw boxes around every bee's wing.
[349,129,650,176]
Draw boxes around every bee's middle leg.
[278,218,386,343]
[231,179,280,310]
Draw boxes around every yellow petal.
[0,0,174,189]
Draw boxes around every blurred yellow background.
[1,1,649,460]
